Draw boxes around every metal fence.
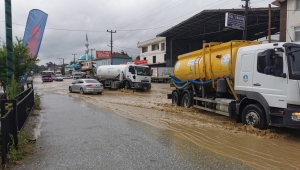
[1,87,34,165]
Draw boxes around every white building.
[272,0,300,42]
[137,37,166,65]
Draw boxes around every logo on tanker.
[221,54,231,66]
[175,63,180,71]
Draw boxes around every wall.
[286,0,300,42]
[112,58,132,65]
[139,42,166,64]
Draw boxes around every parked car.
[55,74,64,81]
[69,79,103,94]
[64,75,72,79]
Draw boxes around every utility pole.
[242,0,249,40]
[107,30,116,65]
[5,0,14,84]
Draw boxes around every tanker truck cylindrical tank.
[173,41,261,82]
[97,65,128,79]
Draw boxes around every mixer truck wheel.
[242,104,267,130]
[182,93,192,108]
[172,91,181,106]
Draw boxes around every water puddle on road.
[36,79,300,169]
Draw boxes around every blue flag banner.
[23,9,48,58]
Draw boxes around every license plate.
[144,87,147,90]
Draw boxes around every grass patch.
[34,93,41,110]
[7,131,34,164]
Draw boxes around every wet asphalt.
[11,79,252,170]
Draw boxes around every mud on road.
[36,77,300,170]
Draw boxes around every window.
[257,52,283,77]
[161,43,165,51]
[152,44,159,51]
[297,0,300,10]
[153,56,156,63]
[295,27,300,42]
[142,47,148,53]
[257,55,266,74]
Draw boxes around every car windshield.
[84,79,99,83]
[288,46,300,75]
[136,67,151,76]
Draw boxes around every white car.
[69,79,103,94]
[55,74,64,81]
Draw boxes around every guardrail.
[1,86,34,165]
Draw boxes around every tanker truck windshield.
[287,46,300,78]
[136,67,151,76]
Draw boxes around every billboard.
[23,9,48,57]
[225,12,245,30]
[96,51,112,59]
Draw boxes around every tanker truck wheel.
[242,104,267,130]
[124,81,130,90]
[172,91,181,106]
[182,93,192,108]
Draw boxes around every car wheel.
[172,91,181,106]
[69,87,72,93]
[80,88,84,95]
[242,104,267,130]
[124,81,130,90]
[182,93,192,108]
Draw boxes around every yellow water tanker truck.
[168,40,300,130]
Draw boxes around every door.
[252,50,287,108]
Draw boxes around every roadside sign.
[96,51,112,59]
[225,12,245,30]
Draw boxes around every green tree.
[0,37,36,92]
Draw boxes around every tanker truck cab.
[168,40,300,130]
[126,65,151,90]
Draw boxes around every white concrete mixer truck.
[168,40,300,130]
[96,63,151,90]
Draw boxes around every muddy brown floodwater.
[36,77,300,170]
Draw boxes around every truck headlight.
[292,112,300,121]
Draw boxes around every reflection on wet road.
[31,76,300,169]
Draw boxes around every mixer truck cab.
[168,40,300,130]
[96,63,151,90]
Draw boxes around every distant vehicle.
[42,71,55,82]
[55,74,63,81]
[96,63,151,90]
[151,67,173,83]
[69,79,103,94]
[64,75,72,79]
[72,72,82,79]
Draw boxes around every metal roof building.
[157,7,280,67]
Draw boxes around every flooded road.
[33,76,300,169]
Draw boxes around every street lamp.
[72,53,77,71]
[58,58,64,75]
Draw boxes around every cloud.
[0,0,273,65]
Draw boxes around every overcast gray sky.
[0,0,274,66]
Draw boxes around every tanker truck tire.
[172,91,181,106]
[124,81,130,90]
[242,104,267,130]
[182,93,192,108]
